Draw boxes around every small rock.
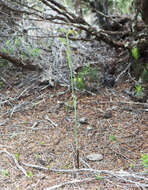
[86,126,93,132]
[79,117,88,124]
[103,111,112,119]
[37,159,46,166]
[86,153,103,161]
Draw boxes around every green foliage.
[47,158,51,164]
[74,65,99,91]
[2,48,9,54]
[65,100,72,112]
[141,66,148,83]
[30,47,40,58]
[63,0,133,15]
[15,153,20,161]
[0,81,4,89]
[3,39,14,54]
[0,58,9,66]
[109,135,118,142]
[96,175,103,180]
[130,163,135,169]
[64,0,73,7]
[28,171,33,178]
[21,51,29,61]
[15,38,21,47]
[135,84,144,97]
[131,46,148,85]
[83,0,133,17]
[63,163,72,169]
[34,153,40,159]
[81,65,98,81]
[73,76,86,90]
[1,37,41,63]
[40,141,45,146]
[141,154,148,169]
[132,47,140,60]
[2,169,9,177]
[116,0,133,14]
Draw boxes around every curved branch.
[0,51,42,71]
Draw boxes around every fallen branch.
[0,51,42,71]
[44,114,58,127]
[44,178,95,190]
[22,162,148,188]
[0,150,28,177]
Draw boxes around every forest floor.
[0,68,148,190]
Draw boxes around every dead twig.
[44,178,95,190]
[23,162,148,188]
[22,162,148,184]
[44,114,58,127]
[115,62,131,83]
[0,144,13,148]
[0,150,28,177]
[0,119,9,126]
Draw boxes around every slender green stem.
[66,31,79,168]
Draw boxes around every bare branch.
[22,162,148,188]
[0,51,42,71]
[0,150,28,177]
[44,178,95,190]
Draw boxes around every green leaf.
[2,48,8,53]
[68,28,77,35]
[40,141,45,145]
[135,84,144,97]
[15,153,20,161]
[96,175,103,180]
[28,171,33,178]
[30,48,40,57]
[142,154,148,161]
[141,69,148,83]
[109,135,117,142]
[130,163,135,169]
[2,169,9,177]
[6,40,12,47]
[132,47,139,60]
[0,81,4,89]
[34,154,40,159]
[59,28,66,33]
[68,28,73,34]
[15,39,21,47]
[142,154,148,168]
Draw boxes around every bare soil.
[0,69,148,190]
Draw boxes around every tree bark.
[141,0,148,24]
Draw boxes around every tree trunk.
[141,0,148,24]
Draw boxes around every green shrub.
[135,84,144,97]
[142,154,148,169]
[141,66,148,83]
[74,65,100,91]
